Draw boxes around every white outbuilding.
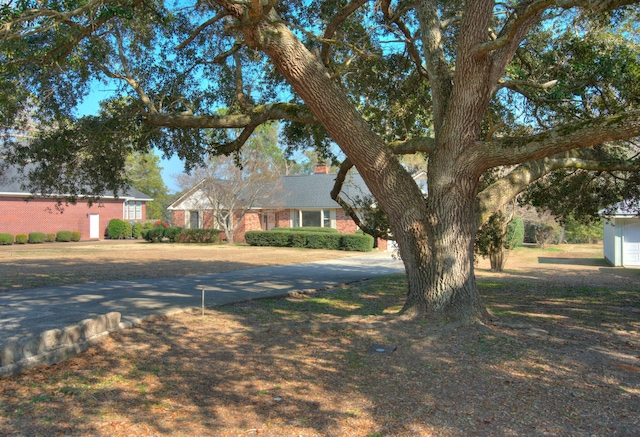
[603,202,640,267]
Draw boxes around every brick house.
[168,164,390,249]
[0,165,152,240]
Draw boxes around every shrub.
[271,227,338,234]
[71,231,81,242]
[45,233,56,243]
[107,219,127,239]
[306,232,341,249]
[245,230,290,247]
[132,222,144,239]
[0,234,13,245]
[15,234,28,244]
[141,229,150,240]
[164,226,184,242]
[144,226,165,242]
[144,222,155,230]
[123,221,132,239]
[176,228,221,243]
[245,230,374,252]
[56,230,73,242]
[340,233,374,252]
[28,232,46,244]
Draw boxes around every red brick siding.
[276,210,291,228]
[0,196,133,240]
[336,208,357,234]
[172,210,185,227]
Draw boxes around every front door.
[623,222,640,266]
[89,214,100,239]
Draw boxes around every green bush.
[56,230,73,242]
[306,232,341,249]
[144,222,155,229]
[271,227,338,234]
[144,226,165,242]
[71,231,81,242]
[28,232,46,244]
[245,230,290,247]
[123,221,132,239]
[107,219,128,239]
[176,228,221,243]
[164,226,184,242]
[0,234,13,245]
[245,230,373,252]
[340,233,374,252]
[15,234,28,244]
[132,222,144,239]
[45,233,56,242]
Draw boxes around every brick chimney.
[314,163,330,174]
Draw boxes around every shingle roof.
[0,163,153,201]
[275,173,370,209]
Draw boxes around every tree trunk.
[489,250,505,272]
[243,16,488,323]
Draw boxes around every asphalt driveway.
[0,252,404,345]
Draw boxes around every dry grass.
[0,240,357,291]
[1,243,639,436]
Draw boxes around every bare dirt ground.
[1,243,639,436]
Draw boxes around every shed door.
[623,222,640,266]
[89,214,100,239]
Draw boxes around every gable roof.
[0,163,153,201]
[168,172,372,210]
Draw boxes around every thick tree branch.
[477,151,640,223]
[144,102,316,128]
[330,158,390,239]
[388,137,436,156]
[476,110,640,170]
[416,1,453,132]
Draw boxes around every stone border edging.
[0,312,122,378]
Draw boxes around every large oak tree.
[2,0,639,323]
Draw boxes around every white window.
[291,210,335,228]
[124,201,142,220]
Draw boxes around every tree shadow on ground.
[1,271,639,436]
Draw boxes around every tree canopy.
[2,0,640,322]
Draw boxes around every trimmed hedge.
[245,230,373,252]
[144,226,166,242]
[176,228,221,243]
[164,226,184,242]
[71,231,81,242]
[0,233,14,245]
[28,232,46,244]
[15,234,28,244]
[341,233,374,252]
[56,230,73,242]
[45,233,56,243]
[270,227,339,234]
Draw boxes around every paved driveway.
[0,252,404,345]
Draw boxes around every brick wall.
[0,196,128,240]
[335,208,357,234]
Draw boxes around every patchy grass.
[0,241,362,291]
[1,244,639,436]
